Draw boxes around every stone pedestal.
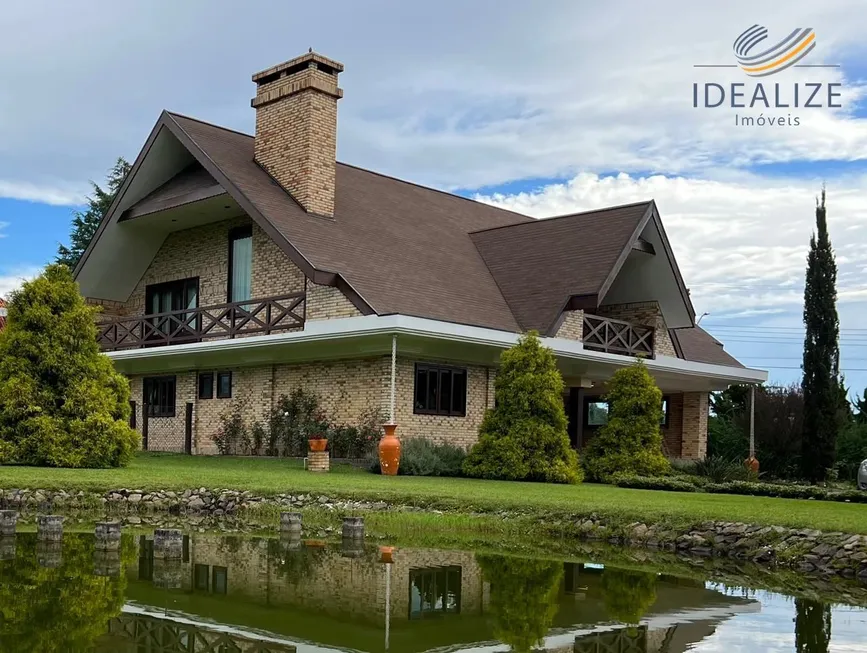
[280,532,302,552]
[341,537,365,558]
[0,537,15,561]
[95,522,122,550]
[154,529,183,559]
[37,515,63,541]
[154,557,183,589]
[0,510,17,537]
[280,512,302,536]
[342,516,364,539]
[308,450,330,472]
[93,550,121,577]
[37,541,62,568]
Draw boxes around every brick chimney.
[251,51,344,217]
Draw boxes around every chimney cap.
[252,51,344,83]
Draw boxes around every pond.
[0,530,865,652]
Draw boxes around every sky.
[0,0,866,393]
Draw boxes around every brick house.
[74,51,766,456]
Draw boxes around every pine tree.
[0,265,138,467]
[801,189,841,482]
[56,157,130,270]
[463,332,582,483]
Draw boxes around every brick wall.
[306,282,362,320]
[554,309,584,340]
[595,301,677,357]
[681,392,709,460]
[253,60,341,217]
[661,393,683,458]
[127,354,495,454]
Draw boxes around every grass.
[2,452,866,534]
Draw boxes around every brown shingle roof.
[471,202,652,333]
[167,112,530,332]
[671,326,745,367]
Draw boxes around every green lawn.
[2,453,866,534]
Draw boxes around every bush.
[267,389,330,457]
[612,474,699,492]
[398,438,466,477]
[463,332,581,484]
[0,265,138,468]
[582,362,670,482]
[676,455,755,483]
[328,407,383,458]
[704,480,867,503]
[836,422,867,482]
[212,408,252,455]
[602,568,658,627]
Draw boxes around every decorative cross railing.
[582,313,655,358]
[98,292,305,351]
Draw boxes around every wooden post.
[184,402,194,455]
[142,403,149,451]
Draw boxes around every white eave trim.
[106,314,768,384]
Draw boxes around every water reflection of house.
[106,534,758,653]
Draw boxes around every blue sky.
[1,0,867,396]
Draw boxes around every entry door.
[145,278,199,341]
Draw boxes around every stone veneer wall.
[130,355,495,454]
[305,282,362,320]
[595,301,676,357]
[554,309,584,340]
[681,392,709,460]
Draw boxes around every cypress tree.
[56,157,130,270]
[801,189,840,482]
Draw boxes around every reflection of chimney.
[251,51,344,218]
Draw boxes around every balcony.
[582,313,655,358]
[98,292,305,352]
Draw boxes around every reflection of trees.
[477,554,562,653]
[0,533,132,652]
[795,598,831,653]
[601,567,657,627]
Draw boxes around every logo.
[692,26,842,126]
[733,25,816,77]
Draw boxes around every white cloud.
[0,266,41,299]
[0,181,86,206]
[476,171,867,319]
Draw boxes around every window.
[143,376,176,417]
[198,373,214,399]
[194,564,210,591]
[212,566,228,595]
[217,371,233,399]
[584,397,669,427]
[585,399,609,427]
[414,364,467,416]
[145,278,199,340]
[409,566,461,619]
[228,226,253,303]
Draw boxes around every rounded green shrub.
[0,265,139,467]
[463,332,582,483]
[582,361,670,482]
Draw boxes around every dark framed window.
[143,376,176,417]
[194,564,209,591]
[661,396,670,428]
[212,566,228,595]
[217,371,233,399]
[198,372,214,399]
[409,566,461,619]
[145,277,199,341]
[414,364,467,416]
[227,226,253,303]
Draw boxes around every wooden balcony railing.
[582,313,655,358]
[98,292,305,351]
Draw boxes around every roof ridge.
[166,111,533,225]
[469,200,654,235]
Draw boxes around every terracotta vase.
[378,424,401,476]
[744,456,760,475]
[379,545,395,564]
[308,438,328,452]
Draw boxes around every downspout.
[389,334,397,424]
